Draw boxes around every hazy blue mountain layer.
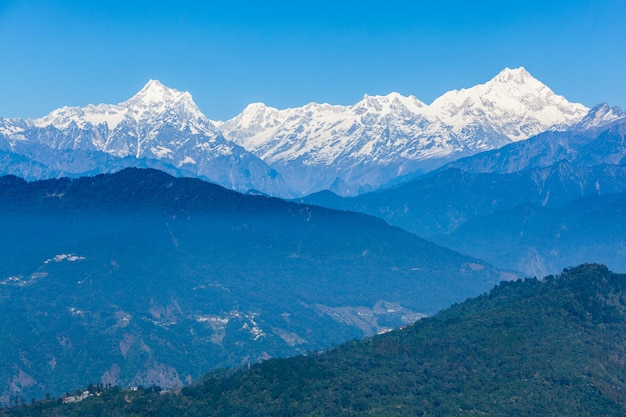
[300,119,626,276]
[0,168,509,404]
[435,191,626,277]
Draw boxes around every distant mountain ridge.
[437,190,626,277]
[0,168,509,404]
[445,103,626,174]
[0,68,599,197]
[218,67,589,195]
[299,118,626,277]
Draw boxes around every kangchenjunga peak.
[216,67,591,195]
[430,67,589,142]
[491,66,534,84]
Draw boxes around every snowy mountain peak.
[433,67,548,107]
[486,67,555,98]
[492,67,533,84]
[228,102,283,129]
[124,79,192,106]
[111,81,218,139]
[143,79,167,90]
[587,103,624,121]
[574,103,625,131]
[121,80,203,120]
[31,103,124,130]
[361,91,424,104]
[356,92,428,116]
[243,102,271,112]
[31,80,210,132]
[430,67,588,142]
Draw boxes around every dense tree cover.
[0,168,503,403]
[3,263,626,416]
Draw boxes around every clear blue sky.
[1,0,625,121]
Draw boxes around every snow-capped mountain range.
[218,67,591,195]
[0,81,289,196]
[0,67,618,197]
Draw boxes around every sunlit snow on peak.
[492,67,533,84]
[124,79,191,106]
[430,67,588,141]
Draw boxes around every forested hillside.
[4,264,625,416]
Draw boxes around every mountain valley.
[0,168,508,404]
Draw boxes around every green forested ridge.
[0,168,505,404]
[3,263,626,416]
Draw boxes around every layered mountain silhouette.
[0,168,509,404]
[436,191,626,277]
[1,68,625,409]
[300,115,626,276]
